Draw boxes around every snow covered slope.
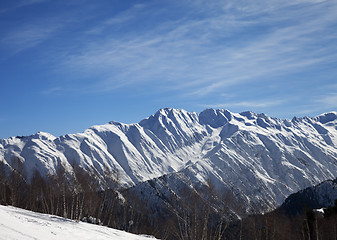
[0,205,157,240]
[280,178,337,215]
[1,108,337,211]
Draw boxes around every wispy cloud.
[1,23,61,55]
[202,99,286,109]
[49,0,337,98]
[1,0,336,138]
[316,93,337,108]
[286,89,337,117]
[41,87,65,96]
[85,4,146,35]
[0,0,46,14]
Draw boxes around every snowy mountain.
[279,177,337,215]
[1,108,337,213]
[0,205,157,240]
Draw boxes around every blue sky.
[1,0,337,138]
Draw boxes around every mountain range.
[1,108,337,214]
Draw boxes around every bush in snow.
[82,216,102,225]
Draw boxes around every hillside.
[1,108,337,213]
[0,205,157,240]
[280,177,337,215]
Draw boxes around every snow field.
[0,205,157,240]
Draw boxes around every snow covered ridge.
[1,108,337,211]
[0,205,158,240]
[280,177,337,215]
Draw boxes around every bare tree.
[29,169,47,213]
[56,165,68,218]
[9,157,28,207]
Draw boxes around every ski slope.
[0,205,157,240]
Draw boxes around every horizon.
[1,0,337,139]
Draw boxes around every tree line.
[0,158,142,230]
[1,157,337,240]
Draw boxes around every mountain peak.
[140,108,198,126]
[315,112,337,124]
[199,108,232,128]
[156,108,188,116]
[239,111,258,120]
[30,131,56,141]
